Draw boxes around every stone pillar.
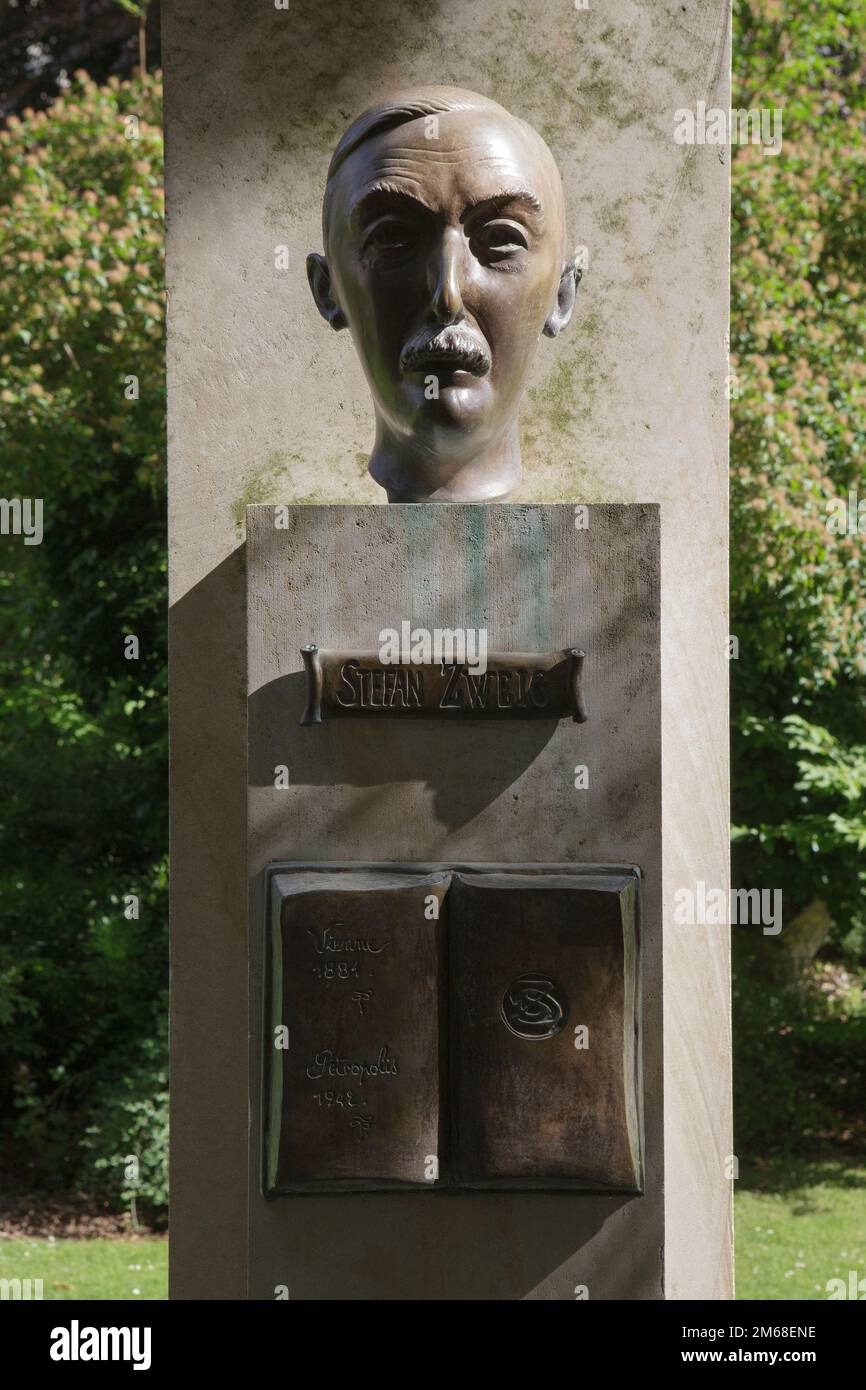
[166,0,731,1299]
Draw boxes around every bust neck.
[367,423,522,504]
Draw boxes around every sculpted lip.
[402,351,490,378]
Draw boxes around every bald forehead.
[326,107,565,247]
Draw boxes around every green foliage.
[0,73,166,1214]
[83,1037,169,1222]
[734,714,866,954]
[731,0,866,950]
[733,954,866,1156]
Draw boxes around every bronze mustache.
[399,327,492,378]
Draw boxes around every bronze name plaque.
[263,864,641,1196]
[300,645,587,725]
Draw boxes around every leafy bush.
[733,951,866,1157]
[731,1,866,954]
[0,71,167,1215]
[83,1036,169,1224]
[734,714,866,956]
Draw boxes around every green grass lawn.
[0,1235,167,1300]
[736,1157,866,1300]
[1,1160,864,1300]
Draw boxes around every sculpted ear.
[306,252,348,331]
[543,260,581,339]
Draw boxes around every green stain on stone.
[402,505,443,621]
[597,197,628,236]
[465,505,488,628]
[231,451,297,536]
[528,356,580,440]
[512,508,552,649]
[400,504,489,630]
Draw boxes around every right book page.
[449,869,642,1191]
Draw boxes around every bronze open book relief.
[264,863,642,1196]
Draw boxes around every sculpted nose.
[430,228,465,325]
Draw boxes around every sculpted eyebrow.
[349,184,435,233]
[464,188,544,223]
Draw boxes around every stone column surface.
[165,0,731,1299]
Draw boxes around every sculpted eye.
[363,219,418,255]
[472,219,529,260]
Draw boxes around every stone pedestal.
[244,502,660,1298]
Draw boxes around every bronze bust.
[308,86,579,503]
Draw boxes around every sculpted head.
[307,86,579,502]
